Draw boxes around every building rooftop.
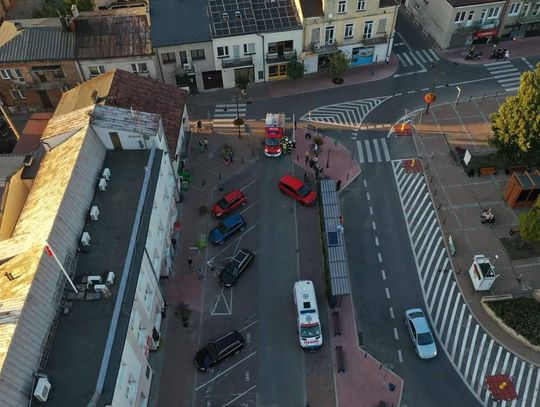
[150,0,212,46]
[446,0,502,6]
[54,69,187,155]
[0,19,75,62]
[208,0,302,38]
[42,149,162,407]
[74,7,152,59]
[297,0,323,18]
[13,112,53,154]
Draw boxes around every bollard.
[442,217,446,225]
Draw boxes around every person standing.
[187,257,193,269]
[504,49,510,60]
[305,150,310,165]
[203,137,208,150]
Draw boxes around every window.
[179,50,188,64]
[131,63,148,74]
[325,26,335,44]
[139,392,148,407]
[357,0,366,10]
[191,49,205,60]
[522,3,530,15]
[13,69,25,82]
[467,10,474,21]
[53,69,65,78]
[533,2,540,15]
[243,43,255,54]
[338,0,347,13]
[480,9,487,20]
[508,3,522,15]
[88,65,105,77]
[9,89,25,100]
[487,6,500,18]
[363,20,373,39]
[126,375,136,403]
[0,69,11,79]
[217,46,229,58]
[161,52,176,64]
[258,70,264,80]
[344,23,354,38]
[455,11,466,22]
[377,18,387,33]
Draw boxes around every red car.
[211,190,247,217]
[278,175,317,206]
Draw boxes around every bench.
[505,165,527,175]
[332,312,341,336]
[335,346,345,373]
[477,166,497,176]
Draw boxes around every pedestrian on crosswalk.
[203,138,208,150]
[197,120,202,132]
[504,49,510,60]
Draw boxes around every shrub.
[488,297,540,346]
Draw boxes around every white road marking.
[385,287,391,299]
[196,351,258,390]
[366,192,371,201]
[372,221,376,230]
[375,236,379,246]
[222,385,257,406]
[378,253,383,263]
[381,269,386,280]
[457,315,473,370]
[389,307,394,319]
[369,206,374,215]
[394,327,399,340]
[463,324,480,378]
[397,349,403,363]
[451,304,467,357]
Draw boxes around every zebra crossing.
[300,96,392,128]
[484,61,522,92]
[356,138,391,163]
[392,160,540,407]
[212,103,247,132]
[394,48,440,68]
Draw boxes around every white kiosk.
[468,255,498,291]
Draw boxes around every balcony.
[18,80,66,91]
[221,56,253,69]
[175,64,195,76]
[517,13,540,24]
[361,33,388,46]
[266,50,297,63]
[303,42,338,55]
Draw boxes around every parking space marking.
[239,320,258,332]
[223,385,257,406]
[211,288,233,315]
[196,351,258,391]
[240,177,259,191]
[363,179,368,187]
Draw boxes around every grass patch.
[500,237,540,261]
[488,298,540,346]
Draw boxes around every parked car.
[194,330,245,372]
[219,249,255,287]
[211,190,247,217]
[209,214,246,245]
[278,175,317,206]
[404,308,437,359]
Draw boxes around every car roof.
[280,175,303,190]
[215,330,243,346]
[222,213,244,226]
[407,309,431,334]
[224,190,243,201]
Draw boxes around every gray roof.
[150,0,212,46]
[0,20,75,62]
[43,149,162,407]
[209,0,302,38]
[320,179,351,296]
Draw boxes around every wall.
[0,168,30,241]
[111,337,149,407]
[156,41,215,91]
[79,56,160,82]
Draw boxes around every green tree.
[286,55,304,85]
[519,199,540,242]
[33,0,93,17]
[488,62,540,166]
[328,52,350,83]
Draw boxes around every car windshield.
[223,264,238,278]
[266,137,281,146]
[217,224,230,234]
[418,332,434,346]
[297,184,311,197]
[300,324,321,338]
[218,198,230,208]
[205,343,219,362]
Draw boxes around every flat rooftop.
[42,149,162,407]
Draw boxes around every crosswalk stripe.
[426,49,439,61]
[380,138,390,161]
[356,140,365,164]
[408,51,422,65]
[364,139,373,162]
[491,68,519,75]
[372,139,382,162]
[526,368,540,407]
[498,76,521,83]
[414,50,427,64]
[517,365,534,407]
[395,53,407,66]
[401,52,413,66]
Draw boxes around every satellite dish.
[328,13,333,19]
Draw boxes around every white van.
[293,280,323,350]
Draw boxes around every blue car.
[209,214,246,245]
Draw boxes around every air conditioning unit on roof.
[102,168,111,180]
[90,205,100,221]
[81,232,91,246]
[98,177,107,191]
[33,376,51,402]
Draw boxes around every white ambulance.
[293,280,323,350]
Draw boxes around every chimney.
[13,22,23,30]
[71,4,79,17]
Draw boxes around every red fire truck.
[264,113,286,157]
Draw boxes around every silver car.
[405,308,437,359]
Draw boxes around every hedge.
[488,298,540,346]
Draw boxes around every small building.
[503,170,540,208]
[296,0,399,74]
[151,0,216,93]
[208,0,304,88]
[0,19,83,112]
[73,7,160,82]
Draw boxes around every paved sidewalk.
[411,97,540,366]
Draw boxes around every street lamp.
[384,0,400,63]
[235,91,241,138]
[424,71,448,114]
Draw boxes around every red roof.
[12,112,53,154]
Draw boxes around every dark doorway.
[234,67,254,85]
[38,90,53,109]
[175,73,198,94]
[109,132,122,149]
[202,70,223,90]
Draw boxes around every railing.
[18,80,67,91]
[361,33,388,45]
[266,50,296,63]
[517,13,540,24]
[221,56,253,69]
[454,19,499,34]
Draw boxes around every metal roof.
[0,20,75,62]
[150,0,212,46]
[320,179,350,296]
[209,0,302,38]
